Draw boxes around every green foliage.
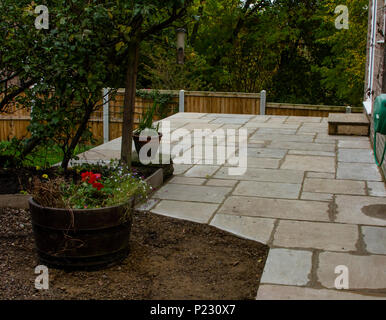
[136,89,177,119]
[315,0,369,107]
[137,0,369,107]
[140,41,210,90]
[0,139,93,169]
[1,1,124,169]
[0,0,45,113]
[0,138,25,168]
[135,99,160,134]
[61,164,150,209]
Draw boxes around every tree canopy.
[139,0,369,107]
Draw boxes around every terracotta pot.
[28,198,134,270]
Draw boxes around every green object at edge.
[373,94,386,166]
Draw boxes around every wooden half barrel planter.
[29,198,135,270]
[28,164,171,270]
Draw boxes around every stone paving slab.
[288,150,336,157]
[223,157,281,169]
[151,200,219,224]
[205,179,238,187]
[184,165,220,178]
[233,181,301,199]
[211,117,250,125]
[78,149,121,160]
[251,127,297,135]
[183,123,223,132]
[367,182,386,197]
[168,112,206,119]
[266,117,287,123]
[303,178,366,195]
[214,167,304,184]
[335,195,386,226]
[269,141,335,152]
[301,192,333,202]
[244,123,300,130]
[256,285,385,300]
[307,172,336,179]
[298,124,328,134]
[338,149,374,163]
[153,184,232,203]
[136,198,160,212]
[247,148,287,159]
[281,155,336,173]
[362,226,386,254]
[182,118,213,124]
[337,162,383,181]
[314,138,337,144]
[285,116,322,123]
[169,177,206,185]
[210,214,275,243]
[317,252,386,289]
[318,133,370,141]
[173,164,194,175]
[218,196,330,222]
[338,140,371,149]
[273,220,358,252]
[204,113,255,119]
[249,133,314,143]
[249,115,271,121]
[260,249,313,286]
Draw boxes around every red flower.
[81,172,102,184]
[81,171,92,182]
[92,182,104,191]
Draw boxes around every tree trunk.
[191,1,204,45]
[121,41,140,167]
[61,102,94,170]
[21,136,41,158]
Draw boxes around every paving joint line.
[306,249,323,289]
[207,180,241,225]
[266,219,280,247]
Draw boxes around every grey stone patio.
[78,112,386,300]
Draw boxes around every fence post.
[103,88,109,144]
[260,90,266,115]
[179,90,185,113]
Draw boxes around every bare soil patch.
[0,208,268,300]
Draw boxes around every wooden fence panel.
[184,91,261,115]
[266,102,362,118]
[1,89,360,142]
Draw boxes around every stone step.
[328,113,370,136]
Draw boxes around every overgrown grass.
[27,144,94,167]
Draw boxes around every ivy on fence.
[136,89,178,120]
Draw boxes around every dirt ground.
[0,207,269,300]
